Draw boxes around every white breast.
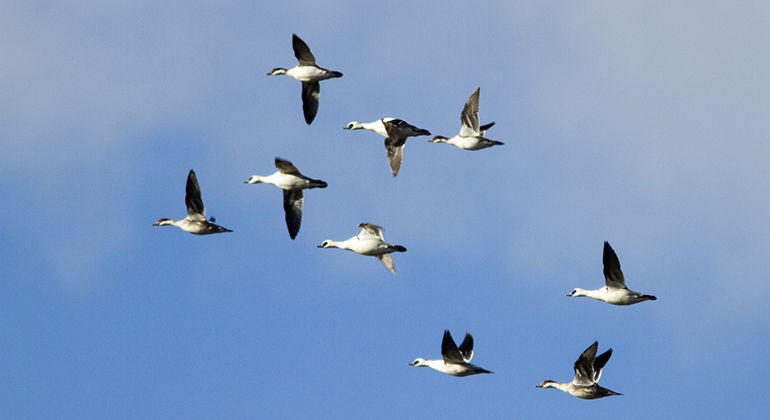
[286,66,330,82]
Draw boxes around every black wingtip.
[288,226,299,239]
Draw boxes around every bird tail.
[391,245,407,252]
[641,294,657,301]
[310,179,328,188]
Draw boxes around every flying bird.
[536,341,622,399]
[343,118,431,176]
[267,34,343,124]
[566,241,657,305]
[244,158,327,240]
[429,87,504,150]
[317,223,407,273]
[153,170,232,235]
[409,330,493,377]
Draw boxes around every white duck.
[153,170,232,235]
[409,330,493,377]
[317,223,406,273]
[267,34,343,124]
[343,118,431,176]
[429,87,504,150]
[244,158,327,239]
[567,241,657,305]
[536,341,622,399]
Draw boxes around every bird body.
[567,241,657,305]
[245,158,327,240]
[409,330,493,377]
[344,118,431,176]
[153,170,232,235]
[536,341,622,399]
[430,88,503,150]
[245,171,326,191]
[269,65,340,83]
[268,34,342,124]
[318,223,406,273]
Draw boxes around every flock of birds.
[152,34,657,400]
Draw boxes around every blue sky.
[2,1,769,418]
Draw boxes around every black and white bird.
[244,158,327,240]
[343,118,431,176]
[153,170,232,235]
[267,34,343,124]
[429,87,504,150]
[409,330,493,377]
[566,241,657,305]
[536,341,622,399]
[317,223,406,273]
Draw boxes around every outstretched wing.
[602,241,627,289]
[301,81,320,124]
[592,348,613,383]
[185,170,206,221]
[441,330,465,364]
[572,341,599,386]
[358,223,384,240]
[283,190,303,239]
[275,158,301,175]
[376,254,396,273]
[459,87,481,137]
[292,34,316,65]
[384,137,406,177]
[458,332,474,362]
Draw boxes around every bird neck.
[246,175,266,184]
[574,288,601,298]
[268,67,287,75]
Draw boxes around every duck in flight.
[409,330,493,377]
[343,118,431,176]
[244,158,327,240]
[536,341,622,399]
[317,223,406,273]
[429,87,504,150]
[567,241,657,305]
[153,170,232,235]
[267,34,343,124]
